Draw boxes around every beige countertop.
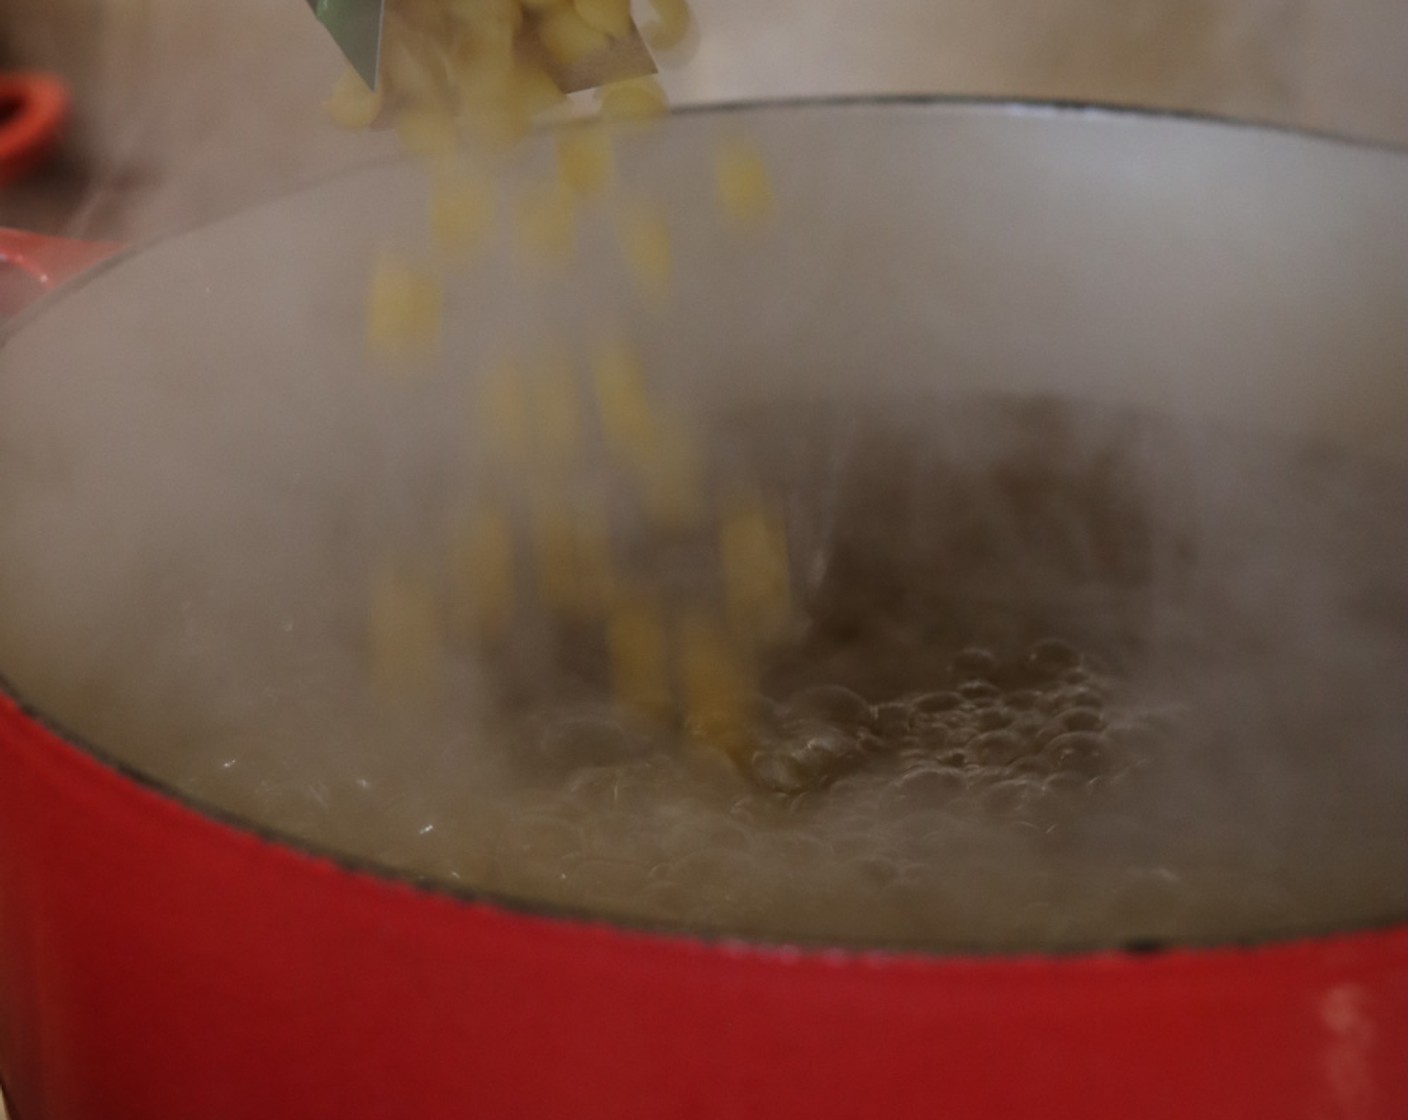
[2,0,1405,242]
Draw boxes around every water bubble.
[1057,707,1106,733]
[535,714,646,771]
[659,817,751,859]
[911,690,963,714]
[975,706,1015,732]
[894,765,964,806]
[581,812,646,860]
[980,779,1036,818]
[1045,731,1109,777]
[1026,638,1080,678]
[1034,716,1072,752]
[851,855,899,886]
[1044,771,1095,796]
[952,646,1000,681]
[495,814,583,868]
[957,680,1001,703]
[898,746,934,769]
[795,723,863,763]
[1007,755,1053,780]
[1059,687,1106,710]
[1009,712,1047,742]
[874,701,913,741]
[669,849,756,896]
[749,751,809,795]
[786,684,876,731]
[639,879,693,919]
[971,728,1027,766]
[768,830,832,864]
[727,793,767,826]
[945,726,979,753]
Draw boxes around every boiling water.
[0,393,1403,951]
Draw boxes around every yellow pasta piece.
[616,202,672,298]
[530,352,582,465]
[519,0,568,11]
[396,110,461,159]
[720,496,792,645]
[450,506,516,641]
[367,254,443,358]
[714,137,775,226]
[463,101,533,152]
[635,413,703,531]
[369,565,443,702]
[591,339,654,460]
[572,0,632,40]
[508,62,569,118]
[444,0,525,30]
[451,25,517,109]
[324,67,384,130]
[677,610,752,757]
[555,123,615,197]
[451,18,513,73]
[569,497,616,617]
[429,168,495,256]
[531,499,580,613]
[514,181,577,262]
[478,363,532,465]
[531,496,614,618]
[597,77,668,122]
[381,19,454,112]
[537,7,611,65]
[607,595,673,724]
[643,0,691,50]
[455,63,555,152]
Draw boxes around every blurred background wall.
[1,0,1406,240]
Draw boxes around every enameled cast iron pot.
[0,100,1405,1120]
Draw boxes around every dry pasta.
[643,0,691,51]
[367,254,444,358]
[720,496,792,646]
[615,202,673,297]
[555,123,616,197]
[429,168,496,255]
[451,506,517,641]
[714,137,775,226]
[369,565,443,701]
[514,180,577,262]
[341,0,787,768]
[607,595,673,724]
[678,610,752,757]
[597,77,669,122]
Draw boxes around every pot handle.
[0,228,126,318]
[0,72,71,187]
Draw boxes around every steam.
[0,0,1404,950]
[0,334,1403,948]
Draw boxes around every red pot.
[0,100,1405,1120]
[0,73,68,188]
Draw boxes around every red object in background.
[0,73,69,187]
[1,689,1406,1120]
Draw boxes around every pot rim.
[2,94,1405,963]
[4,94,1405,336]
